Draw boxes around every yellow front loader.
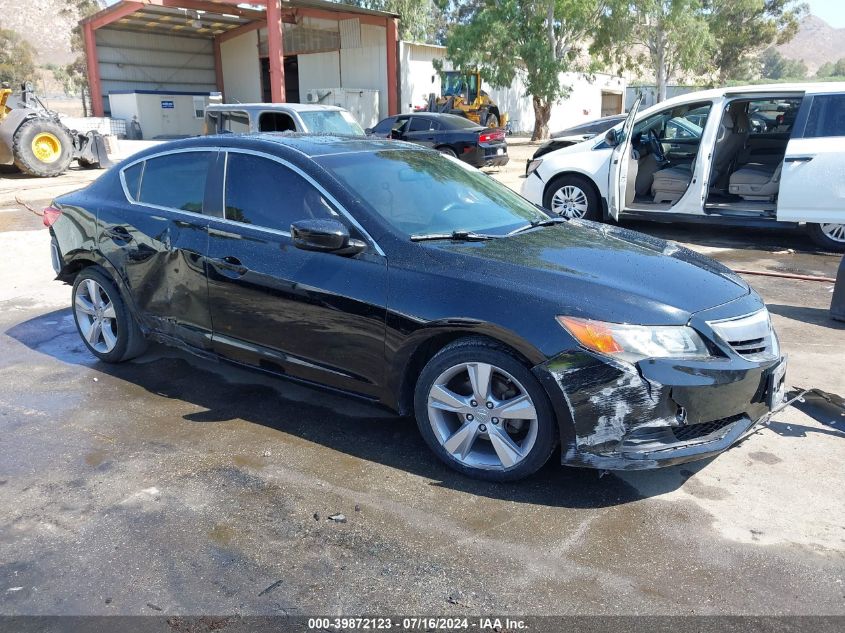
[422,70,507,129]
[1,82,111,177]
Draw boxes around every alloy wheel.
[550,185,589,219]
[820,223,845,243]
[426,362,539,470]
[74,278,118,354]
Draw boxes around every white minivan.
[521,83,845,251]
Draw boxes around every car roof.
[205,103,345,113]
[124,133,423,162]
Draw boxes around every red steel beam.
[81,1,144,29]
[213,36,224,98]
[386,17,399,115]
[83,21,104,116]
[216,19,266,44]
[265,0,286,102]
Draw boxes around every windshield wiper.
[507,217,568,236]
[410,230,496,242]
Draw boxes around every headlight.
[526,158,543,176]
[557,316,711,362]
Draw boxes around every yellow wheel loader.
[1,82,111,177]
[422,70,507,129]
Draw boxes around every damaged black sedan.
[47,134,786,481]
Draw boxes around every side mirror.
[605,128,620,146]
[291,218,366,256]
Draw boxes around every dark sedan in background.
[46,134,785,481]
[367,112,509,168]
[526,113,626,174]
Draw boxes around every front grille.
[707,309,777,361]
[671,415,743,442]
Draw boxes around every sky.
[806,0,845,28]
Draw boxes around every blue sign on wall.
[161,100,175,109]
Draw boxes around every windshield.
[318,150,549,237]
[299,110,365,135]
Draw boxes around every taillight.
[479,129,505,144]
[43,205,62,228]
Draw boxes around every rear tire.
[414,338,557,482]
[436,146,458,159]
[543,174,601,221]
[12,118,74,177]
[807,223,845,252]
[72,267,147,363]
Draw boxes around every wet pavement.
[1,159,844,617]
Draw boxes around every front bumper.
[533,350,785,470]
[520,171,544,206]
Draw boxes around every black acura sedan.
[46,134,786,481]
[366,112,508,168]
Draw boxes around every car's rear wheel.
[543,174,601,221]
[807,223,845,252]
[414,339,557,481]
[72,267,147,363]
[436,146,458,158]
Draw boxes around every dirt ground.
[0,140,843,621]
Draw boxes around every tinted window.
[408,117,434,132]
[372,117,396,134]
[318,150,546,237]
[123,162,143,200]
[803,94,845,138]
[224,153,338,231]
[138,152,213,213]
[439,114,481,130]
[259,112,296,132]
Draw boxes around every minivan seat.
[728,161,783,202]
[710,103,750,188]
[651,163,693,204]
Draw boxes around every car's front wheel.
[543,175,601,221]
[414,339,557,481]
[807,223,845,252]
[72,267,147,363]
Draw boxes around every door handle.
[103,226,133,242]
[211,255,248,277]
[784,155,814,163]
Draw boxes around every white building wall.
[96,28,216,115]
[299,51,342,94]
[339,24,388,119]
[400,42,626,133]
[108,92,208,139]
[221,30,262,104]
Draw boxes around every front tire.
[12,118,73,177]
[807,223,845,252]
[414,339,557,482]
[72,267,147,363]
[543,174,601,221]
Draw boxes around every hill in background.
[776,14,845,76]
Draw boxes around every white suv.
[521,83,845,251]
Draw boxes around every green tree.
[759,47,806,79]
[0,29,36,88]
[60,1,104,115]
[707,0,806,82]
[596,0,713,103]
[339,1,438,42]
[442,0,607,141]
[817,58,845,78]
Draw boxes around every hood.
[423,220,751,325]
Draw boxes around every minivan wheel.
[543,175,600,221]
[414,339,557,481]
[72,267,147,363]
[807,223,845,252]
